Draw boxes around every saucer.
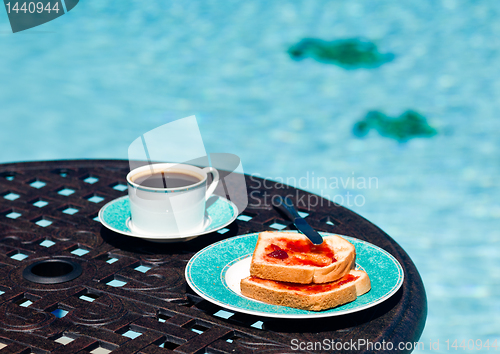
[98,195,238,242]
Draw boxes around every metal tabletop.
[0,159,426,354]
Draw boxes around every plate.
[185,231,404,318]
[98,195,238,242]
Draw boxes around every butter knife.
[274,196,323,245]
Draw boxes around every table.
[0,160,426,353]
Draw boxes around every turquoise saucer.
[98,195,238,242]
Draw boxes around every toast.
[249,231,356,284]
[240,269,370,311]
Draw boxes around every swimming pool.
[1,1,499,351]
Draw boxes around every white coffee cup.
[126,163,219,236]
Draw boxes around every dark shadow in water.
[288,38,394,69]
[353,110,437,142]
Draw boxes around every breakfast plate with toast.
[185,231,404,319]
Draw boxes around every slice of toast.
[249,231,356,284]
[240,270,370,311]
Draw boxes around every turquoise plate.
[98,196,238,243]
[185,231,404,318]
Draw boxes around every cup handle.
[203,167,219,200]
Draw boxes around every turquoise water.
[1,1,499,351]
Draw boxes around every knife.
[274,196,324,245]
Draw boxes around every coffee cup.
[126,163,219,236]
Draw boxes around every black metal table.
[0,160,426,354]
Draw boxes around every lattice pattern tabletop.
[0,160,426,354]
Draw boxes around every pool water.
[1,1,499,351]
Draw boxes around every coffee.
[134,172,201,189]
[127,163,219,236]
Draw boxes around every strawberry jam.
[263,238,336,267]
[267,249,289,259]
[248,274,359,294]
